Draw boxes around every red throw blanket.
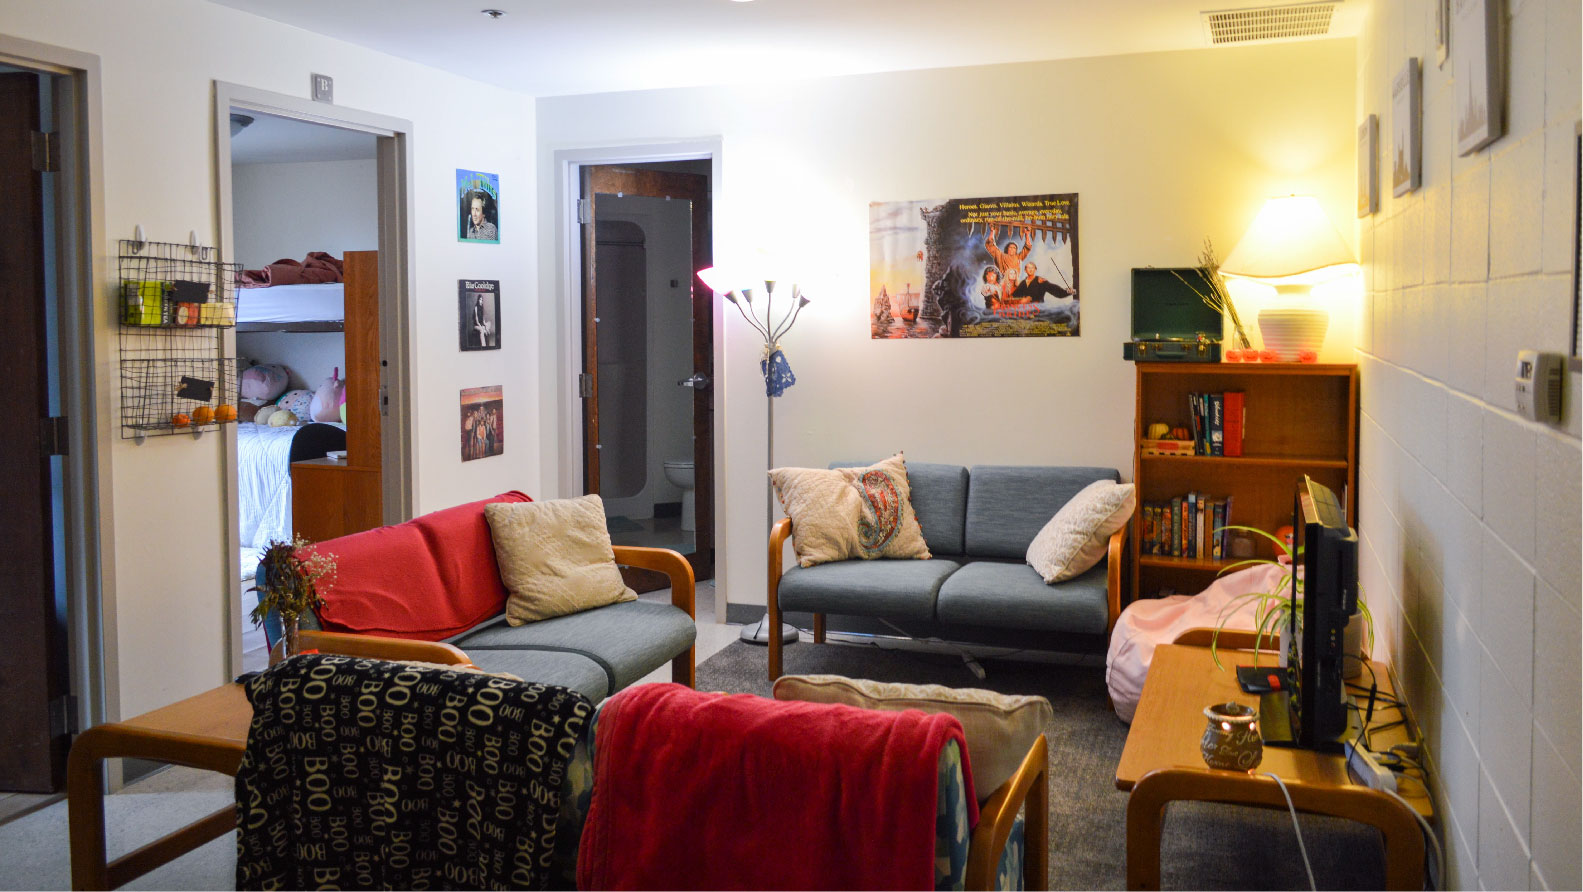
[237,251,344,288]
[578,684,977,891]
[309,491,530,640]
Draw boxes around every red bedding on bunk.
[578,683,976,891]
[308,490,530,640]
[238,251,344,288]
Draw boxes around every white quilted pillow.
[1026,480,1136,583]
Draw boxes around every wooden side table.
[1115,637,1432,891]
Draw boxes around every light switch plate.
[311,73,333,103]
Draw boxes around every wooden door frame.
[0,36,114,754]
[212,81,417,677]
[552,140,725,619]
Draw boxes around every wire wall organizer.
[118,237,240,441]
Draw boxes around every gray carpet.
[698,638,1386,891]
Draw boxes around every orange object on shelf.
[192,406,214,425]
[215,404,237,422]
[170,412,191,427]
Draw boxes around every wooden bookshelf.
[1131,363,1357,599]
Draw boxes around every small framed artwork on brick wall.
[1452,0,1502,156]
[1392,59,1422,197]
[1357,114,1378,217]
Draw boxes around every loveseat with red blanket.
[273,491,696,699]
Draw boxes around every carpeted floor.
[697,637,1386,891]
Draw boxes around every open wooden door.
[0,70,71,793]
[579,165,713,580]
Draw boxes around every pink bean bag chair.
[1105,562,1288,723]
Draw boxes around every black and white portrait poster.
[459,279,500,351]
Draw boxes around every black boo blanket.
[236,655,591,891]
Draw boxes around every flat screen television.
[1261,475,1359,753]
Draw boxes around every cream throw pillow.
[1026,480,1135,583]
[771,674,1051,798]
[768,452,931,568]
[485,494,636,625]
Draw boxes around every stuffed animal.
[253,404,278,426]
[308,367,346,423]
[267,408,299,427]
[237,398,265,424]
[240,363,289,402]
[277,389,313,422]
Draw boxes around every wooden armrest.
[1172,626,1276,651]
[611,545,697,689]
[269,630,475,667]
[767,517,793,681]
[966,734,1048,891]
[1105,519,1128,634]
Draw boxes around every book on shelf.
[1223,391,1245,457]
[1209,393,1224,456]
[1178,391,1245,457]
[1170,496,1183,558]
[1143,492,1233,560]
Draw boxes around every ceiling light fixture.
[481,8,505,18]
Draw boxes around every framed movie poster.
[460,386,503,461]
[1452,0,1502,156]
[457,169,500,243]
[869,192,1079,338]
[1358,115,1379,217]
[459,279,500,351]
[1392,59,1422,197]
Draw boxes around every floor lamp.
[697,267,806,645]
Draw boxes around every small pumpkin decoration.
[171,412,191,427]
[192,405,215,425]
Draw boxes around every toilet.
[663,460,696,531]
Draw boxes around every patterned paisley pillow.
[769,452,931,568]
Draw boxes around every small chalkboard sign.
[176,376,214,402]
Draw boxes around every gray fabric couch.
[766,463,1129,680]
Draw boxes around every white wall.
[231,158,378,270]
[537,40,1358,610]
[0,0,539,718]
[236,331,345,394]
[1353,1,1581,888]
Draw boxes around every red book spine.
[1223,391,1245,457]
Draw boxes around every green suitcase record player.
[1123,268,1223,362]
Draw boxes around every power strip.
[1345,740,1397,793]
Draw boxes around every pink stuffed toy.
[240,363,289,402]
[309,367,346,423]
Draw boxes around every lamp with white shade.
[1220,196,1357,362]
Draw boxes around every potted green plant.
[1210,524,1372,674]
[249,536,336,659]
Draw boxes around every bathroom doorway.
[579,161,713,582]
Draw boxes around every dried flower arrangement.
[1170,238,1252,350]
[249,536,336,655]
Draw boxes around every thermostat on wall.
[1514,350,1563,423]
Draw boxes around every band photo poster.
[460,385,503,461]
[869,192,1078,339]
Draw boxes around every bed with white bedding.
[237,420,346,577]
[236,282,345,331]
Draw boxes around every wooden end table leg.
[1127,768,1427,891]
[67,729,112,891]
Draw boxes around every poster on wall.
[457,169,500,243]
[1357,115,1379,217]
[1392,59,1422,197]
[869,192,1078,339]
[460,385,503,461]
[1452,0,1502,156]
[459,279,500,350]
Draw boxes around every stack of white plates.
[1257,308,1328,361]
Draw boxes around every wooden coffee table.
[1115,633,1432,891]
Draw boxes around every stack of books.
[1186,391,1245,457]
[1141,493,1233,560]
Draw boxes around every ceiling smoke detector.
[1201,2,1338,45]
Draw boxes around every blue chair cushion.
[936,560,1110,636]
[459,648,612,702]
[833,461,970,556]
[451,599,694,697]
[778,558,961,621]
[964,466,1120,559]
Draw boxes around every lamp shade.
[1221,196,1356,285]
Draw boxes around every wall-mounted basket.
[117,238,240,441]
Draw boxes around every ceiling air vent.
[1201,2,1338,45]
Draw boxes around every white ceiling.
[229,111,378,164]
[207,0,1365,99]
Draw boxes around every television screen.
[1265,475,1358,752]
